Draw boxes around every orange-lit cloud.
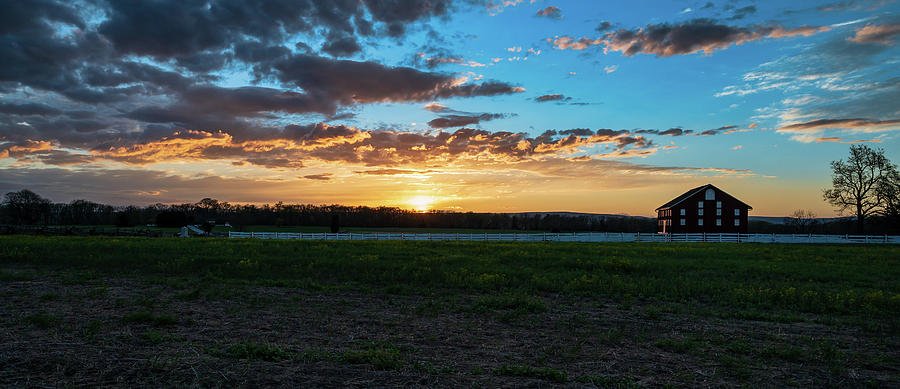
[848,23,900,45]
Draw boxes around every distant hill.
[749,216,853,225]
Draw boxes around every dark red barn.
[655,184,751,233]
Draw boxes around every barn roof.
[655,184,752,211]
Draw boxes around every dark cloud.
[427,113,508,128]
[634,128,696,136]
[536,6,562,19]
[554,19,829,56]
[0,102,62,116]
[274,54,524,105]
[596,21,613,32]
[699,126,737,136]
[727,6,757,20]
[321,35,363,57]
[780,118,900,130]
[97,0,448,60]
[302,173,334,180]
[535,94,571,103]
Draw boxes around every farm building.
[656,184,751,234]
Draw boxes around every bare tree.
[823,145,898,233]
[2,189,52,225]
[785,209,818,233]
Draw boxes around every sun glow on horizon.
[407,195,435,212]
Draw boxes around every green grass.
[496,363,568,383]
[24,312,60,329]
[340,343,406,370]
[1,236,898,327]
[216,341,292,361]
[122,312,178,326]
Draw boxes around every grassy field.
[1,236,898,387]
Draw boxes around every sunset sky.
[1,0,898,216]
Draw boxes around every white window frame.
[734,209,740,216]
[680,209,685,216]
[698,219,704,226]
[698,201,704,208]
[716,201,722,208]
[734,219,740,226]
[705,189,715,200]
[716,219,722,226]
[698,209,704,216]
[680,219,686,226]
[716,209,722,216]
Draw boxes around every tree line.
[0,192,660,232]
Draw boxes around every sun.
[407,196,434,212]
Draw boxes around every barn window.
[698,201,704,208]
[716,219,722,226]
[734,209,740,216]
[716,209,722,216]
[734,219,740,226]
[698,219,704,226]
[680,209,685,216]
[698,209,704,216]
[716,201,722,208]
[680,219,686,226]
[705,188,715,200]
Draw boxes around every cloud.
[536,6,562,19]
[727,6,757,21]
[22,122,703,170]
[427,113,509,128]
[813,137,882,143]
[97,0,450,59]
[355,168,431,175]
[424,102,449,112]
[634,128,695,136]
[848,23,900,45]
[321,35,363,57]
[732,145,743,150]
[301,173,333,180]
[552,19,830,56]
[596,21,613,32]
[534,94,571,102]
[817,0,894,12]
[273,54,525,106]
[779,118,900,132]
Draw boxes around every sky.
[0,0,898,217]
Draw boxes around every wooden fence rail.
[228,231,900,244]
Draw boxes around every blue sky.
[0,0,898,216]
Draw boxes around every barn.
[655,184,751,234]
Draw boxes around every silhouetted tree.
[2,189,51,225]
[330,213,340,233]
[824,145,898,233]
[156,210,189,228]
[785,209,818,233]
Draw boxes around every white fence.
[228,231,900,244]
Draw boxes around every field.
[1,237,898,387]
